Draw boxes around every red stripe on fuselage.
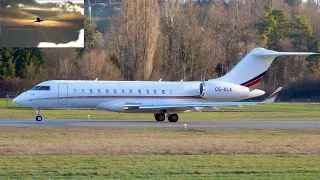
[244,76,263,87]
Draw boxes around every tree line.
[1,0,320,95]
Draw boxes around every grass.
[0,154,319,179]
[1,100,319,179]
[1,104,320,120]
[0,126,319,179]
[0,98,19,108]
[1,98,320,120]
[0,127,319,155]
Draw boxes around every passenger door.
[58,83,68,105]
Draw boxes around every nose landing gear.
[36,116,42,121]
[34,107,42,121]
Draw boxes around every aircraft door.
[58,83,68,105]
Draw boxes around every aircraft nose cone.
[12,95,22,105]
[12,97,18,104]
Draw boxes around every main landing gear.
[168,114,179,122]
[34,107,42,121]
[154,110,179,122]
[154,113,165,121]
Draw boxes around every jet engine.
[199,81,250,101]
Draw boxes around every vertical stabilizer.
[212,48,317,87]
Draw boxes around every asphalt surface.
[0,119,319,128]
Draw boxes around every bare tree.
[76,49,122,80]
[107,0,161,80]
[42,49,78,79]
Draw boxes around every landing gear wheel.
[154,113,165,121]
[34,107,42,121]
[168,114,179,122]
[36,116,42,121]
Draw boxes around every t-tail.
[212,48,318,87]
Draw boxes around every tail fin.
[212,48,318,87]
[262,87,282,103]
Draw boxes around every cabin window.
[82,89,85,93]
[106,89,109,94]
[169,90,172,94]
[73,89,76,93]
[98,89,101,94]
[146,90,149,94]
[90,89,93,94]
[138,90,141,94]
[162,90,165,94]
[114,89,117,94]
[122,89,125,94]
[129,90,132,94]
[153,90,156,94]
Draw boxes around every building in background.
[85,0,122,33]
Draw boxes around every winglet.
[262,87,282,104]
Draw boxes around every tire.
[168,114,178,122]
[154,114,159,121]
[154,113,165,121]
[158,113,165,121]
[36,116,42,121]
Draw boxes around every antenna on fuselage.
[95,77,99,81]
[180,79,183,82]
[158,78,162,82]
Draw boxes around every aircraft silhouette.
[34,17,45,23]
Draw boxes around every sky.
[0,0,84,48]
[35,0,83,4]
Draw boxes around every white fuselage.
[13,80,265,113]
[13,48,317,118]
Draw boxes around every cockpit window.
[40,86,50,90]
[30,86,50,90]
[31,86,40,90]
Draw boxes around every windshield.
[30,86,50,90]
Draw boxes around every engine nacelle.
[200,81,250,101]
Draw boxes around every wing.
[123,87,282,111]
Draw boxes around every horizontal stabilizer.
[254,51,318,57]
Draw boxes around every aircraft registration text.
[215,87,232,92]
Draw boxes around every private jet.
[34,17,45,23]
[13,48,318,122]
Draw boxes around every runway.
[0,119,319,128]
